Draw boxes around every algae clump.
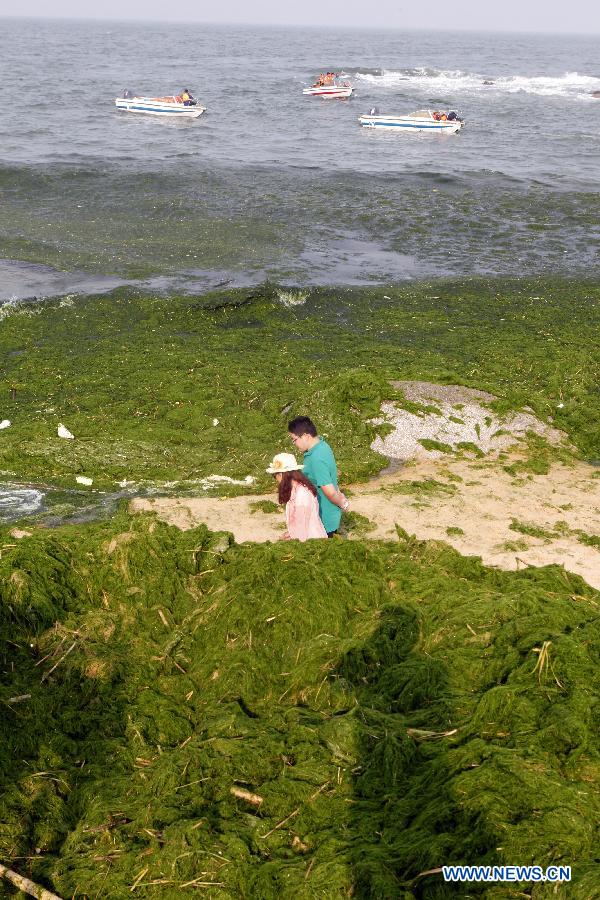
[249,500,280,515]
[1,514,599,897]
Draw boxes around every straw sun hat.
[266,452,304,474]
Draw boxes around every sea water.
[0,18,599,296]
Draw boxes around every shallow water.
[1,19,599,288]
[0,258,129,302]
[0,481,140,525]
[0,485,44,520]
[0,234,418,301]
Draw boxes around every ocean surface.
[0,18,599,295]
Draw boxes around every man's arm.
[321,483,350,511]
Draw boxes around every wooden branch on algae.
[0,863,63,900]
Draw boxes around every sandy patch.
[129,495,285,543]
[351,457,600,589]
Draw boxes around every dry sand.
[130,383,600,590]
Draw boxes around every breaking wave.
[355,69,600,100]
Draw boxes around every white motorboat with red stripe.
[302,83,353,99]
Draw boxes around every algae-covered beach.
[1,279,599,490]
[2,14,600,900]
[1,278,600,898]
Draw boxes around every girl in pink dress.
[266,453,327,542]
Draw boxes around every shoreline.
[1,278,599,557]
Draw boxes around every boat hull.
[303,86,353,99]
[115,98,206,118]
[358,114,462,133]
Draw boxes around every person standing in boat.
[288,416,349,537]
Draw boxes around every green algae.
[2,276,599,896]
[456,441,485,458]
[385,479,458,499]
[249,500,279,515]
[500,434,577,478]
[0,278,599,496]
[508,519,600,551]
[502,538,530,552]
[577,532,600,550]
[509,520,557,542]
[418,439,454,455]
[339,511,376,537]
[1,514,599,898]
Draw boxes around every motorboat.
[114,95,206,118]
[358,109,464,133]
[303,83,353,99]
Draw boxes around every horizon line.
[0,13,598,37]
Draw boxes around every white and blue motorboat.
[358,109,464,133]
[115,95,206,119]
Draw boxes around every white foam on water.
[0,298,41,322]
[0,486,44,520]
[277,289,308,308]
[355,69,600,100]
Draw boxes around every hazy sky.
[2,0,599,33]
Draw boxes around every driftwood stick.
[260,808,299,839]
[41,641,76,682]
[0,863,64,900]
[230,786,264,807]
[413,866,444,881]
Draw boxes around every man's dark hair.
[288,416,317,437]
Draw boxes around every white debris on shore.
[371,381,565,461]
[200,474,255,488]
[75,476,93,486]
[0,420,10,430]
[58,423,75,439]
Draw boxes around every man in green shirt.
[288,416,349,536]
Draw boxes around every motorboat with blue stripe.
[358,109,464,133]
[115,93,206,118]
